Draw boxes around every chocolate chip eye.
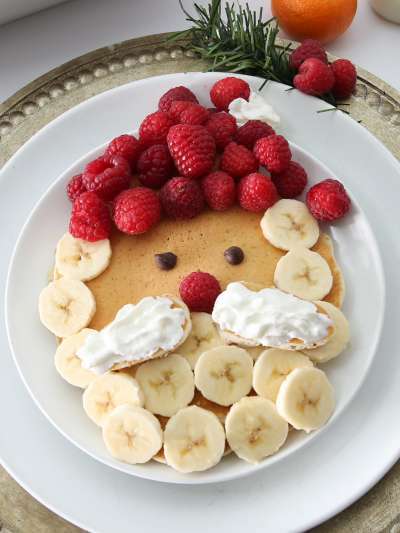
[155,252,177,270]
[224,246,244,265]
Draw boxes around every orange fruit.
[271,0,357,43]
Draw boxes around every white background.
[0,0,399,105]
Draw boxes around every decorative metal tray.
[0,33,399,533]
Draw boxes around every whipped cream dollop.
[229,90,280,127]
[77,297,187,374]
[212,282,331,347]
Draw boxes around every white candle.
[370,0,400,23]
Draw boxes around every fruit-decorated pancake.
[85,206,344,331]
[38,74,354,474]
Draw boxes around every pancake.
[86,207,345,331]
[191,389,230,424]
[313,233,345,309]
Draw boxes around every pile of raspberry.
[289,39,357,99]
[67,76,351,243]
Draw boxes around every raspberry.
[254,135,291,174]
[210,77,250,111]
[137,144,174,189]
[168,100,194,122]
[84,156,109,176]
[179,103,210,126]
[167,124,216,179]
[289,39,327,70]
[294,58,334,96]
[331,59,357,100]
[271,161,308,199]
[66,174,86,201]
[306,179,351,222]
[104,134,141,170]
[84,154,130,177]
[238,173,279,213]
[201,171,236,211]
[220,142,258,179]
[160,177,205,219]
[69,192,111,241]
[179,272,221,313]
[113,187,161,234]
[82,155,130,201]
[158,86,198,113]
[234,120,275,150]
[205,112,238,150]
[139,111,174,147]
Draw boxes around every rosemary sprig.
[170,0,295,85]
[170,0,339,106]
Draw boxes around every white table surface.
[0,0,399,105]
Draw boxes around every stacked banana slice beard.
[39,199,350,474]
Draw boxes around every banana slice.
[135,354,195,417]
[274,247,333,301]
[153,450,167,464]
[225,396,288,463]
[178,312,225,369]
[38,278,96,338]
[54,328,97,388]
[276,367,335,432]
[261,199,319,251]
[154,439,232,464]
[83,372,144,427]
[103,404,162,464]
[164,405,225,473]
[194,346,253,406]
[303,301,350,363]
[55,232,111,281]
[246,346,265,361]
[253,349,313,402]
[51,266,62,281]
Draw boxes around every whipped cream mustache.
[77,296,187,374]
[212,282,332,347]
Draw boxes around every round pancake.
[86,207,345,330]
[191,389,230,424]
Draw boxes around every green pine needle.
[170,0,340,107]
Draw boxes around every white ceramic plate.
[1,72,400,530]
[5,140,384,484]
[5,75,384,484]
